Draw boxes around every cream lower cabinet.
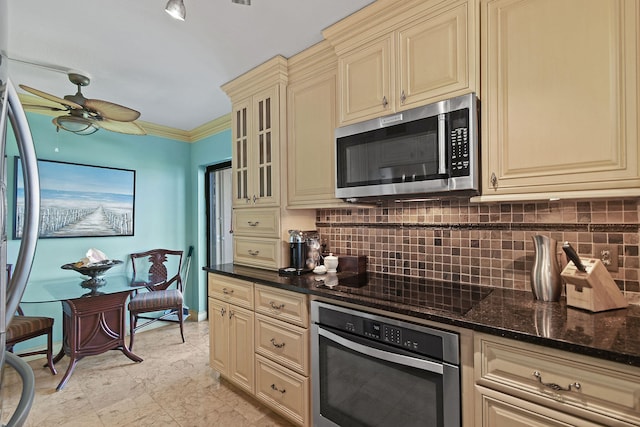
[208,274,310,426]
[253,284,310,426]
[478,0,640,201]
[208,275,255,395]
[474,333,640,427]
[324,0,477,125]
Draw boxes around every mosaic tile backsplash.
[316,199,640,301]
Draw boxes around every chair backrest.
[131,249,183,291]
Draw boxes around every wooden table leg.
[55,291,143,391]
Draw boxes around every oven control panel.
[359,318,443,359]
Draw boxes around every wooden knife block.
[561,258,628,312]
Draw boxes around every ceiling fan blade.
[84,99,141,122]
[96,119,146,135]
[21,104,67,112]
[18,84,83,109]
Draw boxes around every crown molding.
[19,93,230,143]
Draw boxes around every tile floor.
[2,321,295,426]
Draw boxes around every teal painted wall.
[9,112,231,346]
[188,128,232,316]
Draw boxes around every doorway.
[205,162,233,266]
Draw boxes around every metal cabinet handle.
[382,96,388,108]
[270,338,285,348]
[247,221,259,227]
[229,310,235,319]
[252,195,258,203]
[222,288,234,295]
[248,250,260,256]
[269,301,285,310]
[220,307,226,317]
[490,172,498,189]
[270,384,286,394]
[532,371,581,392]
[400,90,406,104]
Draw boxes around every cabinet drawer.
[233,208,280,237]
[475,334,640,425]
[255,313,309,376]
[207,274,254,310]
[233,237,280,270]
[254,284,309,327]
[255,354,309,427]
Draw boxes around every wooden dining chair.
[128,249,185,350]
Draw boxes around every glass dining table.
[21,274,158,391]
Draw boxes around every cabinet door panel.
[252,86,280,206]
[229,305,254,394]
[232,100,251,207]
[482,0,640,197]
[339,36,393,124]
[287,71,340,207]
[208,298,229,375]
[398,2,470,109]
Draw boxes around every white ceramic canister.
[324,253,339,273]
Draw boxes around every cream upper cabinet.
[477,0,640,202]
[287,41,344,208]
[224,57,286,209]
[230,86,280,208]
[325,0,478,125]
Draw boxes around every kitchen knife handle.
[562,241,587,272]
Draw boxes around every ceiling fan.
[19,73,146,136]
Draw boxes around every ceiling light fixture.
[52,116,99,136]
[232,0,251,5]
[165,0,186,21]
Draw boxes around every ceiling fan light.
[232,0,251,5]
[165,0,186,21]
[53,116,99,136]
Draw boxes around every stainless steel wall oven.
[311,301,460,427]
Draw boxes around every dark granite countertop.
[204,264,640,368]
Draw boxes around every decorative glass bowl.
[61,259,123,287]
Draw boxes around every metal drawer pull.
[532,371,581,392]
[270,338,285,348]
[270,384,286,394]
[248,250,260,256]
[269,301,285,310]
[222,288,234,295]
[247,221,259,227]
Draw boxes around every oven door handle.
[318,327,444,375]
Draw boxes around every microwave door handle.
[437,113,446,175]
[318,327,444,374]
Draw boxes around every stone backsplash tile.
[316,199,640,299]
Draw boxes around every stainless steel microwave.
[335,93,479,201]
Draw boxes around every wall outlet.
[593,244,619,272]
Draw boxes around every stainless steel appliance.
[1,0,42,422]
[335,93,479,202]
[311,301,460,427]
[288,229,307,271]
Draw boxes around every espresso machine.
[289,229,307,271]
[279,230,317,275]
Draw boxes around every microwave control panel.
[449,108,470,177]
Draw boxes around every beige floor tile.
[2,321,294,427]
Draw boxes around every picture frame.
[13,158,136,239]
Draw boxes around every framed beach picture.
[13,158,135,239]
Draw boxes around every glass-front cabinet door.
[231,86,280,208]
[232,99,250,206]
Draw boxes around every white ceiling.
[7,0,375,133]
